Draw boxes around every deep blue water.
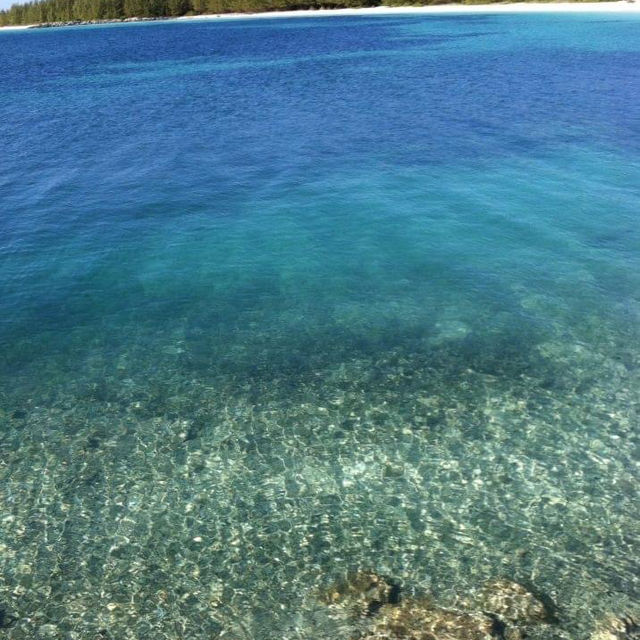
[0,13,639,640]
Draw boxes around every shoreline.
[1,1,639,29]
[178,0,640,20]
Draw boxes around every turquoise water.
[0,12,639,639]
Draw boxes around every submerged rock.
[475,579,552,625]
[0,603,16,629]
[321,571,401,618]
[590,615,640,640]
[361,599,495,640]
[319,571,557,640]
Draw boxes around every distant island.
[0,0,625,28]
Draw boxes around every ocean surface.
[1,11,639,640]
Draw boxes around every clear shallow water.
[0,12,639,639]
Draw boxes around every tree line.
[0,0,515,27]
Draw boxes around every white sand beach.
[175,1,640,21]
[2,1,638,30]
